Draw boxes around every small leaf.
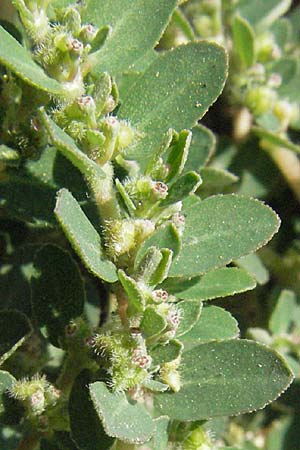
[235,0,292,29]
[138,247,173,287]
[69,371,114,450]
[142,380,169,392]
[166,130,192,181]
[150,340,183,366]
[164,171,202,206]
[165,268,256,301]
[198,167,238,197]
[0,25,64,95]
[0,311,32,366]
[169,194,280,278]
[118,270,144,315]
[55,189,118,283]
[269,290,297,335]
[0,371,16,414]
[234,253,269,285]
[232,15,256,68]
[141,307,167,339]
[84,0,177,76]
[31,244,85,347]
[183,125,216,173]
[119,42,227,169]
[176,300,202,337]
[39,111,106,178]
[150,416,169,450]
[135,223,181,270]
[155,340,294,421]
[179,306,239,349]
[89,381,154,444]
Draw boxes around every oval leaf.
[169,194,280,278]
[89,381,154,444]
[55,189,118,283]
[155,339,294,421]
[119,42,228,168]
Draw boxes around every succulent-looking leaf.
[0,311,32,366]
[232,15,256,68]
[0,371,16,414]
[135,223,181,270]
[179,306,239,349]
[175,300,202,337]
[269,290,297,335]
[31,244,85,347]
[141,307,167,339]
[55,189,118,283]
[150,416,169,450]
[198,167,238,197]
[235,0,292,29]
[234,253,269,285]
[39,111,106,178]
[118,270,144,315]
[183,125,216,173]
[165,267,256,301]
[169,194,280,278]
[150,340,183,366]
[155,340,294,421]
[164,171,202,206]
[69,371,114,450]
[119,42,228,169]
[84,0,177,76]
[0,25,64,95]
[89,381,154,444]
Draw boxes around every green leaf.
[235,0,292,29]
[150,340,183,366]
[119,42,227,169]
[183,125,216,173]
[0,311,32,365]
[31,244,85,347]
[179,306,239,349]
[0,371,16,414]
[142,380,169,393]
[232,15,256,68]
[69,371,114,450]
[198,167,238,198]
[0,25,64,95]
[141,307,167,339]
[118,270,144,315]
[155,340,294,421]
[150,416,169,450]
[169,194,280,278]
[84,0,177,76]
[55,189,118,283]
[0,175,57,225]
[165,268,256,301]
[269,290,297,335]
[234,253,269,285]
[138,247,173,287]
[165,130,192,181]
[164,171,202,206]
[0,145,20,167]
[39,111,106,178]
[176,300,202,337]
[135,224,181,270]
[89,381,154,443]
